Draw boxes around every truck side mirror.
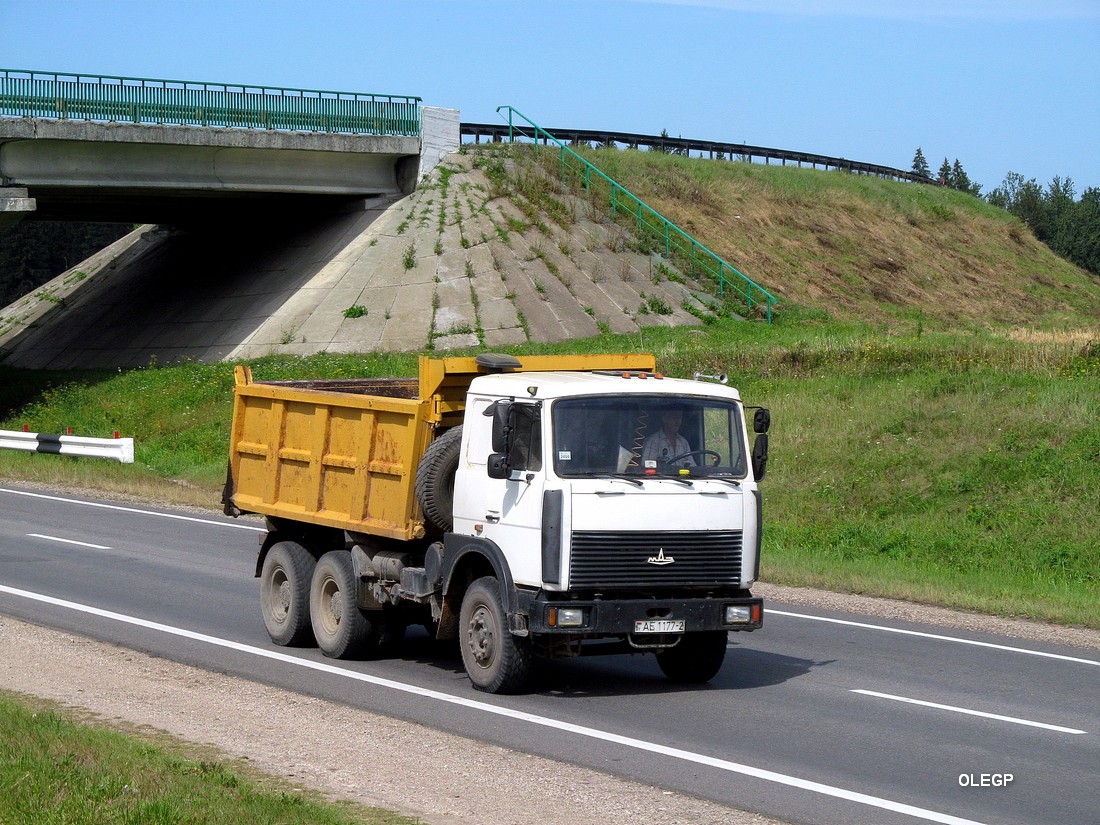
[487,452,511,479]
[753,408,771,434]
[486,401,513,453]
[752,433,769,481]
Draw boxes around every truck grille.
[569,530,743,588]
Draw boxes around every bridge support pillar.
[417,107,460,185]
[0,187,36,230]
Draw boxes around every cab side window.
[509,404,542,472]
[466,398,494,465]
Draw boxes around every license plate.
[634,619,685,633]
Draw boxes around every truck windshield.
[552,395,747,479]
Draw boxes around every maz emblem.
[647,548,676,565]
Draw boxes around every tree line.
[912,147,1098,276]
[910,147,981,195]
[987,173,1099,276]
[0,221,132,308]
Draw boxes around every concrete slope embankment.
[0,152,715,370]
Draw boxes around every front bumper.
[526,595,763,635]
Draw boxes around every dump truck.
[223,353,769,693]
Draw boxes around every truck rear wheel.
[459,576,531,694]
[260,541,317,647]
[310,550,372,659]
[415,425,463,533]
[656,631,728,683]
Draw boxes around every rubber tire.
[309,550,373,659]
[259,541,317,647]
[415,425,463,533]
[459,576,532,694]
[655,631,728,683]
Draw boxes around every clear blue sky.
[4,0,1098,196]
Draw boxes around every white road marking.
[6,488,1091,667]
[27,533,111,551]
[0,487,265,532]
[852,689,1087,735]
[769,609,1100,667]
[0,583,988,825]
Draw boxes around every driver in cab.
[642,406,695,469]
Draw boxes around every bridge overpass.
[0,69,458,226]
[0,70,497,369]
[0,70,768,370]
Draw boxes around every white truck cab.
[443,366,767,691]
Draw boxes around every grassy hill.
[1,147,1097,628]
[569,147,1100,328]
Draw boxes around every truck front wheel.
[310,550,372,659]
[459,576,532,694]
[656,631,728,683]
[260,541,317,647]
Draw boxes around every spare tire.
[416,425,463,533]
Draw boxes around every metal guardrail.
[0,428,134,463]
[0,69,422,137]
[461,122,936,185]
[492,106,777,322]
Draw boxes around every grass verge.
[0,692,422,825]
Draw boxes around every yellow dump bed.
[225,353,656,540]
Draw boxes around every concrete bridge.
[0,69,458,226]
[0,70,721,369]
[0,111,460,226]
[0,117,430,225]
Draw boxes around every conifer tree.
[951,159,982,197]
[911,147,931,178]
[951,159,971,192]
[938,157,952,186]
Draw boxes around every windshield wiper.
[656,474,694,487]
[582,473,645,487]
[706,476,742,488]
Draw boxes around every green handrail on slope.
[496,106,776,322]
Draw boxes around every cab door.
[453,398,547,588]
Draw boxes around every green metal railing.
[496,106,776,322]
[0,69,421,137]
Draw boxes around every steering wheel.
[665,450,721,467]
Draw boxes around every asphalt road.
[1,484,1097,825]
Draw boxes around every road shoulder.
[0,614,784,825]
